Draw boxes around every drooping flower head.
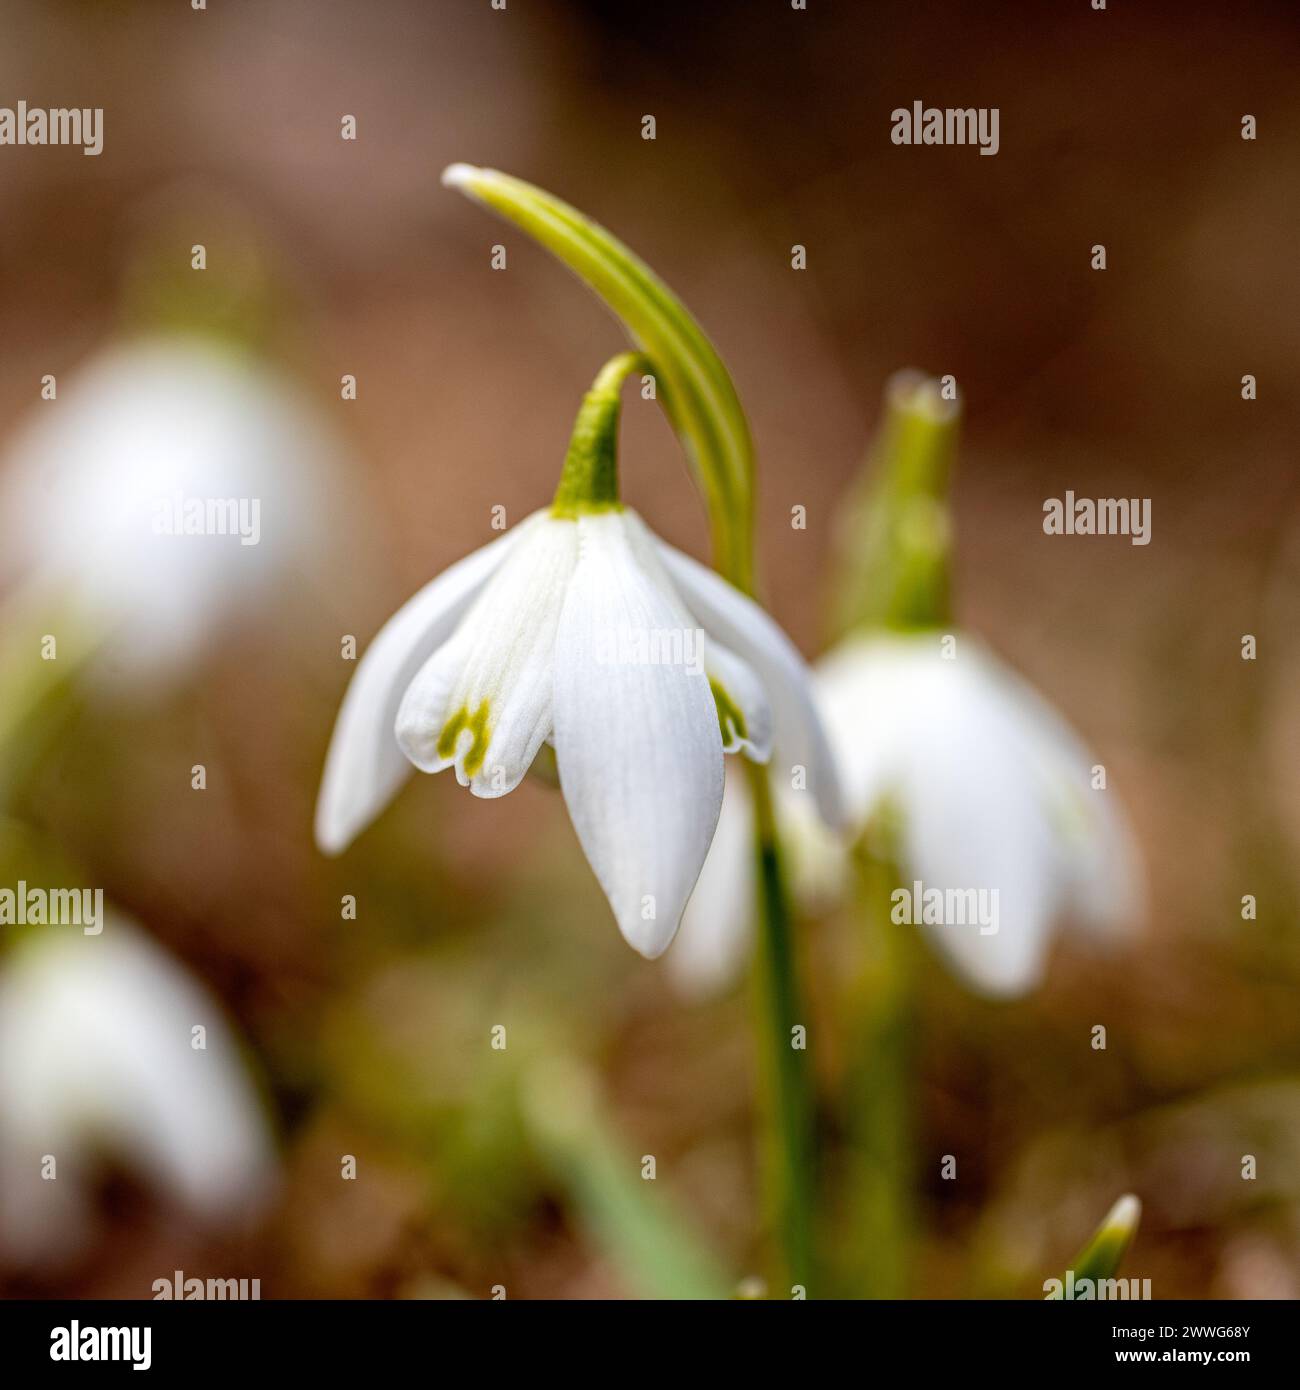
[316,353,843,957]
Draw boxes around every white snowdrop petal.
[822,636,1073,995]
[650,534,847,830]
[901,745,1062,998]
[314,515,540,854]
[554,512,724,958]
[982,653,1146,940]
[604,513,769,762]
[670,765,756,995]
[812,634,924,821]
[674,759,850,999]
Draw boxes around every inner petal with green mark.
[395,512,579,798]
[702,638,773,763]
[710,678,747,748]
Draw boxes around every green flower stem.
[833,823,915,1297]
[551,352,650,517]
[825,376,962,1294]
[746,760,817,1294]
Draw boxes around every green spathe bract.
[441,163,756,592]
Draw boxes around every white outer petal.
[650,533,847,830]
[673,762,849,999]
[553,511,724,958]
[669,765,756,995]
[314,515,539,853]
[816,634,1141,996]
[396,515,576,796]
[609,515,769,761]
[815,636,1059,994]
[982,658,1146,940]
[0,920,276,1263]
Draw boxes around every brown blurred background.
[1,0,1298,1298]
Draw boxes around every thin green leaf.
[522,1058,733,1300]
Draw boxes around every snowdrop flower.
[0,918,276,1264]
[678,633,1143,997]
[316,354,843,958]
[0,335,336,691]
[676,372,1142,997]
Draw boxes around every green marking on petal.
[437,699,492,777]
[710,677,747,749]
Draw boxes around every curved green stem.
[442,164,755,591]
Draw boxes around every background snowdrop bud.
[0,918,277,1265]
[834,368,960,637]
[1045,1193,1142,1297]
[0,335,340,696]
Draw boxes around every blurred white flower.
[675,632,1143,998]
[0,335,336,691]
[316,505,844,958]
[0,918,277,1265]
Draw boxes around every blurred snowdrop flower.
[316,354,843,958]
[0,335,335,692]
[676,633,1143,997]
[0,918,276,1264]
[675,372,1143,998]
